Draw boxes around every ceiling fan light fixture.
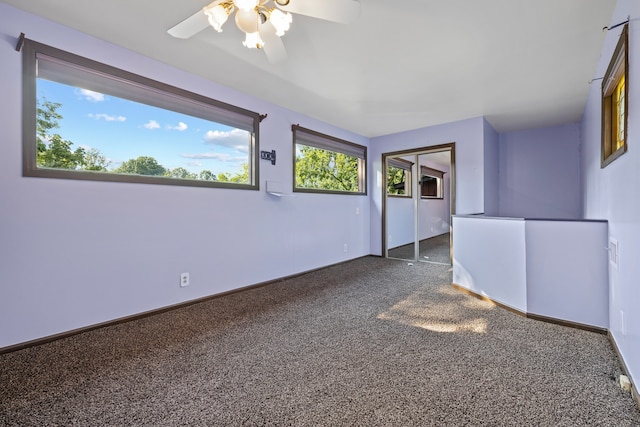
[167,0,361,60]
[242,32,265,48]
[269,9,292,36]
[235,9,260,33]
[203,3,232,32]
[233,0,259,12]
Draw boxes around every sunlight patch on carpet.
[377,290,488,333]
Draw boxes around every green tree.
[83,147,111,171]
[166,167,197,180]
[36,97,114,171]
[198,170,218,181]
[387,166,407,195]
[295,146,359,191]
[36,98,86,169]
[115,156,166,176]
[36,98,63,151]
[216,163,249,183]
[229,163,249,183]
[38,134,86,169]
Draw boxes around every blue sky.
[37,79,250,176]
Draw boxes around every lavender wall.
[0,5,370,349]
[581,0,640,387]
[370,117,487,256]
[498,123,582,219]
[454,216,609,328]
[418,156,451,240]
[483,119,500,216]
[453,216,528,312]
[525,220,608,329]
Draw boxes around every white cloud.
[203,129,250,152]
[89,113,126,122]
[168,122,188,131]
[77,89,106,102]
[144,120,160,130]
[181,152,246,162]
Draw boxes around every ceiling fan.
[167,0,361,64]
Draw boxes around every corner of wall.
[482,118,500,216]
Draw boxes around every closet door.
[383,146,455,265]
[385,154,418,261]
[417,152,452,264]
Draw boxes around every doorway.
[382,143,456,264]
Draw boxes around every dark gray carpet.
[1,257,638,426]
[388,232,450,264]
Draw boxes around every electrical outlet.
[343,244,348,252]
[180,272,190,287]
[621,310,626,336]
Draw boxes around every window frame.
[22,39,261,189]
[601,24,628,168]
[420,166,445,199]
[386,157,413,198]
[292,125,367,195]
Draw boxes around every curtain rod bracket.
[603,16,630,31]
[259,113,268,122]
[15,33,25,52]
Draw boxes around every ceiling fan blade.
[259,21,288,64]
[167,8,210,39]
[276,0,361,24]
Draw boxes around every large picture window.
[601,24,628,168]
[23,39,260,189]
[293,125,366,194]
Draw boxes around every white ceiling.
[3,0,616,137]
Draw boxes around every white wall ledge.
[452,216,609,329]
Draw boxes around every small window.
[420,166,444,199]
[23,39,260,189]
[601,24,628,168]
[386,157,413,197]
[293,125,366,194]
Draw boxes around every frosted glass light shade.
[243,32,265,48]
[269,9,292,36]
[233,0,259,12]
[235,9,259,33]
[204,4,229,32]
